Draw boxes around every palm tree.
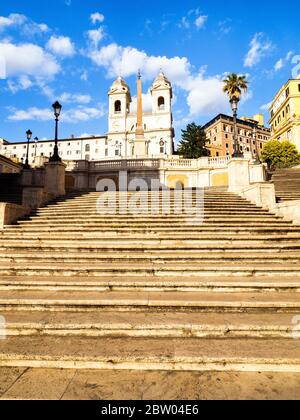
[223,73,249,158]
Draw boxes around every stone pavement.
[0,368,300,400]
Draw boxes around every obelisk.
[134,71,148,157]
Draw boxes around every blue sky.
[0,0,300,145]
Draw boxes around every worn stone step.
[0,290,299,313]
[1,311,298,339]
[0,275,299,293]
[4,228,299,237]
[0,336,299,372]
[0,262,299,277]
[1,238,300,247]
[1,252,300,264]
[2,233,300,241]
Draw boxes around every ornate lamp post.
[253,124,260,164]
[23,129,32,169]
[49,101,62,162]
[230,96,244,158]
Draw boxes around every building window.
[115,149,120,156]
[85,144,90,152]
[105,149,108,157]
[158,97,165,111]
[85,155,90,161]
[114,100,121,113]
[159,140,165,154]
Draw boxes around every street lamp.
[49,101,62,162]
[230,96,244,158]
[23,129,32,169]
[253,124,260,164]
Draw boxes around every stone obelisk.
[134,71,148,157]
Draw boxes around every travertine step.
[0,262,299,277]
[0,275,299,292]
[1,311,298,339]
[0,289,299,312]
[0,252,300,264]
[0,336,299,372]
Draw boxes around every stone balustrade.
[65,156,231,173]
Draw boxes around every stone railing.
[65,156,231,173]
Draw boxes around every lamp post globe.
[23,129,32,169]
[49,101,62,162]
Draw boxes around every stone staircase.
[271,166,300,202]
[0,187,299,373]
[0,174,22,205]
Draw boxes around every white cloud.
[178,17,190,30]
[0,13,26,30]
[8,107,53,121]
[8,105,105,123]
[58,92,91,104]
[80,71,88,81]
[87,28,105,48]
[0,41,60,78]
[0,13,49,35]
[131,91,153,113]
[90,12,105,25]
[46,35,75,57]
[186,73,228,116]
[274,51,294,72]
[274,58,284,71]
[87,41,230,117]
[7,75,33,93]
[88,43,191,85]
[244,33,274,68]
[260,102,272,111]
[195,15,208,29]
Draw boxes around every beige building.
[0,154,22,173]
[203,114,270,158]
[269,76,300,151]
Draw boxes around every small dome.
[109,76,131,96]
[151,72,172,91]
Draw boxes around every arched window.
[159,140,165,154]
[158,97,165,111]
[114,100,121,113]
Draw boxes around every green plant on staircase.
[261,139,300,170]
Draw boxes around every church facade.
[0,72,175,164]
[107,72,174,158]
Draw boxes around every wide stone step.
[2,233,300,241]
[1,243,300,252]
[0,336,299,372]
[4,228,299,236]
[1,311,298,339]
[1,252,300,264]
[1,238,300,247]
[1,275,299,293]
[0,290,299,312]
[0,262,299,277]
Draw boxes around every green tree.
[261,139,300,170]
[177,123,209,159]
[223,73,249,101]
